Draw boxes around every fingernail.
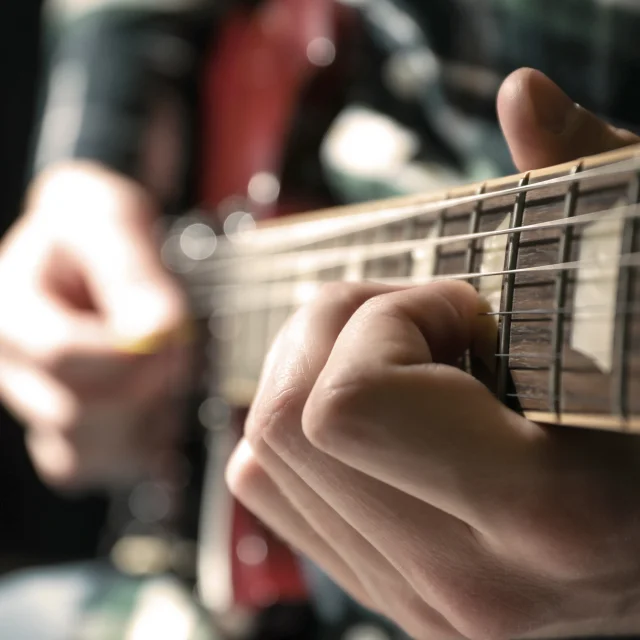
[532,82,579,135]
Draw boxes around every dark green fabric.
[319,0,640,204]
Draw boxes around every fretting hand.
[226,69,640,639]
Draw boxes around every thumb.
[39,164,190,350]
[497,68,639,172]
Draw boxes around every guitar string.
[187,156,640,412]
[179,203,640,282]
[201,304,640,320]
[216,361,635,406]
[186,249,640,312]
[207,293,640,408]
[192,153,640,256]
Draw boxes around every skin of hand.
[225,69,640,640]
[0,161,192,490]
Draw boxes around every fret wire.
[496,352,566,360]
[369,226,390,279]
[397,216,416,279]
[247,297,263,385]
[209,204,640,282]
[509,394,640,406]
[393,222,409,277]
[349,230,366,282]
[403,216,418,277]
[433,209,447,276]
[612,172,640,421]
[201,252,640,314]
[486,307,640,317]
[234,289,248,384]
[497,174,530,403]
[432,198,448,278]
[203,287,640,317]
[507,393,605,402]
[549,163,582,416]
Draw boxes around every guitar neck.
[176,144,640,433]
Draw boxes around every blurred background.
[0,0,112,572]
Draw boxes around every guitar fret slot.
[464,184,486,287]
[549,163,582,416]
[403,216,418,276]
[497,174,530,403]
[464,185,486,375]
[432,204,447,276]
[612,172,640,421]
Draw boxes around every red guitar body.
[197,0,359,623]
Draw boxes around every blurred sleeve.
[32,0,223,200]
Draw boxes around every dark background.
[0,1,108,574]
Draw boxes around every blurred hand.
[226,70,640,639]
[0,161,191,490]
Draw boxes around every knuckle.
[315,281,361,309]
[311,282,378,323]
[225,447,266,502]
[245,381,306,452]
[246,325,314,451]
[355,293,398,322]
[302,372,373,452]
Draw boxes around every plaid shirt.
[322,0,640,202]
[39,0,640,194]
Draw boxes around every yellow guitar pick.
[115,318,196,355]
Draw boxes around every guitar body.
[196,0,360,629]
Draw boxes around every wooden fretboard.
[170,144,640,433]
